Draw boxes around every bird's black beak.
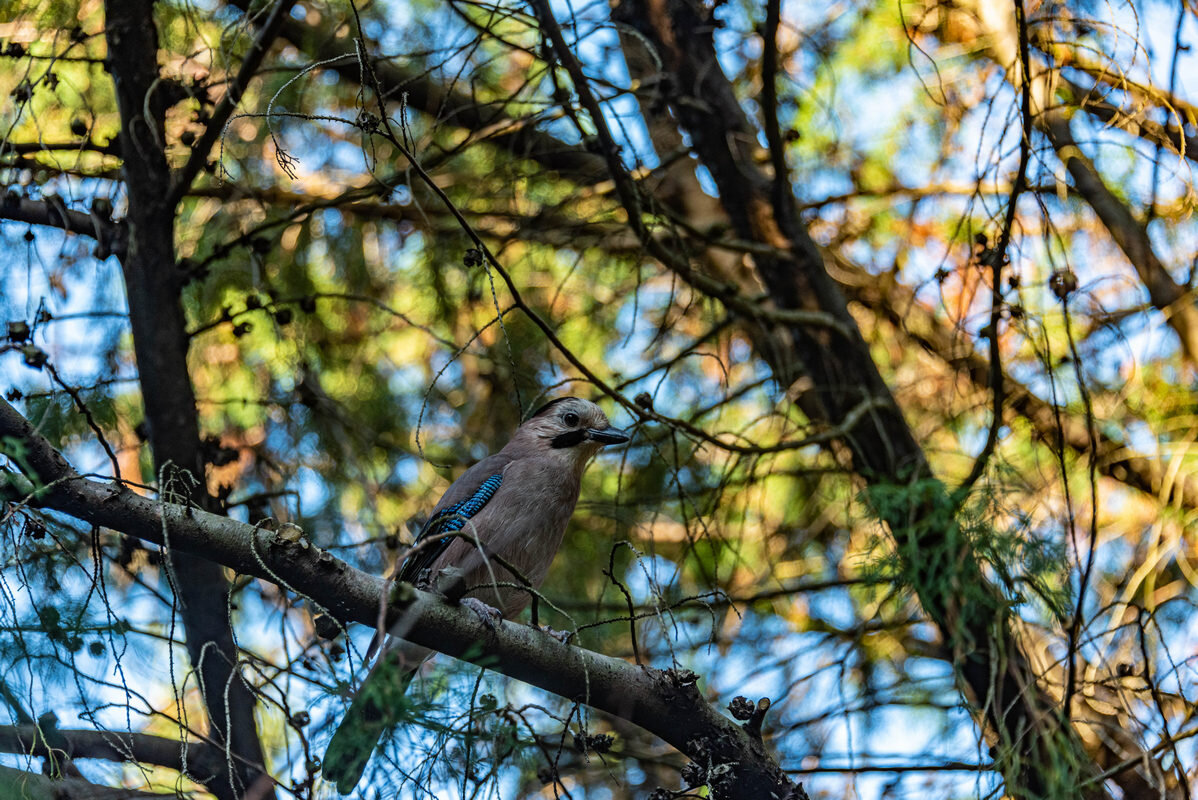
[587,426,629,446]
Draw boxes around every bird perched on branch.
[321,397,628,793]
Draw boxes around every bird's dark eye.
[563,412,580,427]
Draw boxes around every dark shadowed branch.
[102,2,274,798]
[0,396,799,800]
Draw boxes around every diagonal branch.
[1068,77,1198,164]
[168,0,297,206]
[1054,50,1198,158]
[0,395,792,800]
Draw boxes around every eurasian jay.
[321,397,628,793]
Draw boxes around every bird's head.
[515,396,628,468]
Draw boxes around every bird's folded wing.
[396,452,513,585]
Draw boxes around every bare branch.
[0,764,172,800]
[958,0,1198,364]
[1069,77,1198,164]
[0,725,217,775]
[169,0,298,206]
[0,396,794,800]
[0,196,126,258]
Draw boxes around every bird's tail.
[321,651,421,795]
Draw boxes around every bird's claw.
[538,624,572,644]
[461,597,502,630]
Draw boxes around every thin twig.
[955,0,1033,497]
[45,363,122,481]
[168,0,298,206]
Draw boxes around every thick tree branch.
[0,764,169,800]
[0,140,120,156]
[0,197,126,259]
[0,396,791,800]
[0,725,218,777]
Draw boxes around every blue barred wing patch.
[397,473,503,584]
[431,473,502,533]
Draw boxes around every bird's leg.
[432,567,502,629]
[536,624,572,644]
[433,566,468,601]
[461,597,503,630]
